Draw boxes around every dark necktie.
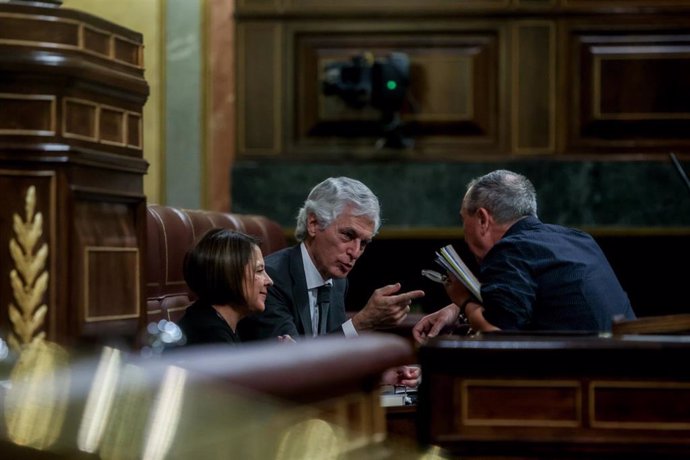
[316,284,331,335]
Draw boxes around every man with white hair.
[240,176,425,341]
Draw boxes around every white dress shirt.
[300,243,357,337]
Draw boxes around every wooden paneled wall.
[235,0,690,158]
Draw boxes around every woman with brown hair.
[178,228,276,345]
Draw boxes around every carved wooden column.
[0,1,149,348]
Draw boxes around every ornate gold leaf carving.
[7,186,49,350]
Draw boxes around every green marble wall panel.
[231,159,690,229]
[165,0,202,208]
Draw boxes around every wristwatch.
[459,297,474,321]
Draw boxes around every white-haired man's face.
[304,205,374,279]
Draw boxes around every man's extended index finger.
[393,290,425,302]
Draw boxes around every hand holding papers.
[427,244,482,302]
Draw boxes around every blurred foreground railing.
[0,333,444,459]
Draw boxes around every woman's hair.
[183,228,260,307]
[463,169,538,224]
[294,176,381,242]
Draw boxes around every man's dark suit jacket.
[238,245,348,341]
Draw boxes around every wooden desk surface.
[418,333,690,459]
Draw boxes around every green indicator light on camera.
[386,80,397,90]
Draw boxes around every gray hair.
[294,177,381,242]
[463,169,537,224]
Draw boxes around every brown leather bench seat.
[146,204,288,325]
